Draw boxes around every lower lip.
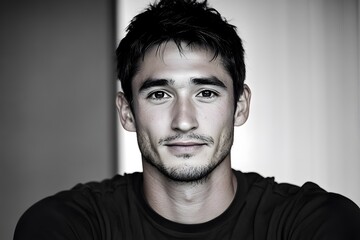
[166,145,205,156]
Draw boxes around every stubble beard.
[138,132,234,185]
[144,156,221,185]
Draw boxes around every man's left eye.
[196,90,217,98]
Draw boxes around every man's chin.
[143,150,228,184]
[149,160,221,184]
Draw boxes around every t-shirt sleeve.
[290,193,360,240]
[14,194,96,240]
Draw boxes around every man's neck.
[142,159,237,224]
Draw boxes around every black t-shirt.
[14,170,360,239]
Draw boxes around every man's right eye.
[148,91,170,100]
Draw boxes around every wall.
[0,1,116,239]
[117,0,360,206]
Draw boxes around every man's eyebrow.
[138,78,174,92]
[191,76,227,89]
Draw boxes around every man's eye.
[197,90,217,98]
[148,91,170,100]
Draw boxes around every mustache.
[158,133,214,145]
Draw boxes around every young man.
[15,0,360,239]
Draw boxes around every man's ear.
[116,92,136,132]
[234,84,251,126]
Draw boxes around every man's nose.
[170,98,199,132]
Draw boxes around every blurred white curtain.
[117,0,360,205]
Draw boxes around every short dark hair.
[116,0,246,107]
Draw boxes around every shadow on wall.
[0,0,116,239]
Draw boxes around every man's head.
[116,0,250,183]
[116,0,246,108]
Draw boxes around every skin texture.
[117,41,251,223]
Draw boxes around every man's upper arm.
[14,196,94,240]
[291,193,360,240]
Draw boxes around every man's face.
[119,42,249,183]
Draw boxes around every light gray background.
[117,0,360,207]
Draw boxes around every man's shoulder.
[35,172,142,206]
[33,172,142,208]
[237,170,336,199]
[70,172,142,194]
[236,170,360,239]
[238,170,359,210]
[14,172,143,240]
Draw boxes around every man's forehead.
[130,41,232,91]
[141,41,221,63]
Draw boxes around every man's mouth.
[164,142,207,155]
